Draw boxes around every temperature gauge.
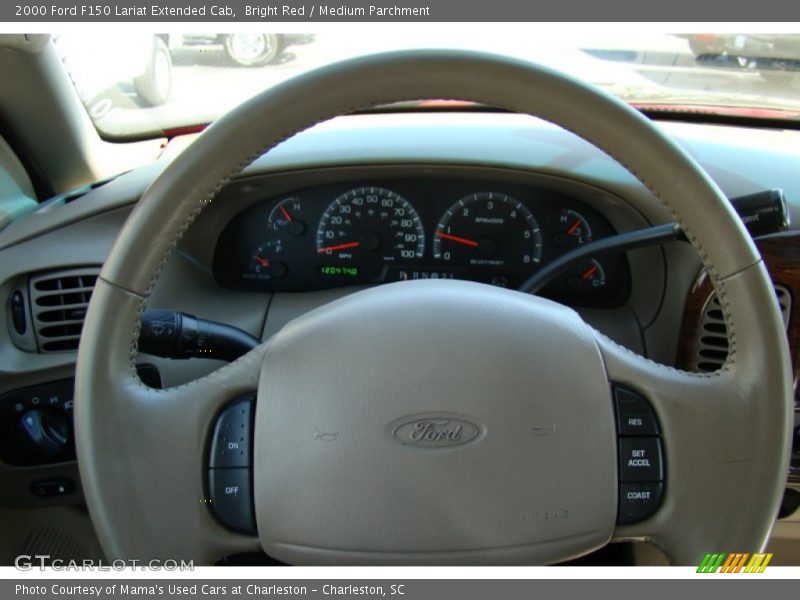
[268,197,308,238]
[241,197,309,283]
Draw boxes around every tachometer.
[316,187,425,269]
[433,192,542,285]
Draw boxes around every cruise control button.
[618,437,663,482]
[618,482,663,525]
[209,395,252,468]
[614,387,659,436]
[209,468,255,534]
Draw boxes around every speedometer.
[316,187,425,274]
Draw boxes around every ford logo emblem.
[391,414,482,449]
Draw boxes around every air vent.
[28,267,100,353]
[694,284,791,372]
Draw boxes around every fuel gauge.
[247,240,288,281]
[213,195,310,291]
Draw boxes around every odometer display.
[318,265,360,277]
[316,187,425,278]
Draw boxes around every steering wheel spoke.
[596,263,793,564]
[75,279,265,561]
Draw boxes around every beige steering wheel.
[74,50,793,565]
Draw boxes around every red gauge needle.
[567,220,582,235]
[317,241,361,254]
[279,205,293,222]
[252,256,271,267]
[435,231,480,248]
[581,265,598,280]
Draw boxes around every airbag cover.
[255,280,616,564]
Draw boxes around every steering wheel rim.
[74,49,794,565]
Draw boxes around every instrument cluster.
[213,178,631,306]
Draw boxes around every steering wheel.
[74,50,794,565]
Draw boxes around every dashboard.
[1,112,800,563]
[212,177,630,307]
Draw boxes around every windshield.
[54,31,800,138]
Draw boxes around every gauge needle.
[581,265,598,280]
[567,220,582,235]
[435,231,479,247]
[252,256,271,267]
[279,205,293,222]
[317,241,361,253]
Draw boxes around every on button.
[209,395,253,468]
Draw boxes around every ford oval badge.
[391,414,482,449]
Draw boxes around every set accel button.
[618,437,663,482]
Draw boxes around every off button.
[618,437,663,482]
[209,468,255,534]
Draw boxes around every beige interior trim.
[74,50,793,564]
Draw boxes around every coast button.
[617,482,664,525]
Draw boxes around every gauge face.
[567,259,607,293]
[316,187,425,270]
[433,192,542,284]
[241,196,309,283]
[267,197,308,238]
[553,209,593,249]
[213,178,630,304]
[246,240,288,281]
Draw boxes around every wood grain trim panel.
[676,232,800,411]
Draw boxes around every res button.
[614,387,659,436]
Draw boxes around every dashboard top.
[4,112,800,253]
[0,107,799,517]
